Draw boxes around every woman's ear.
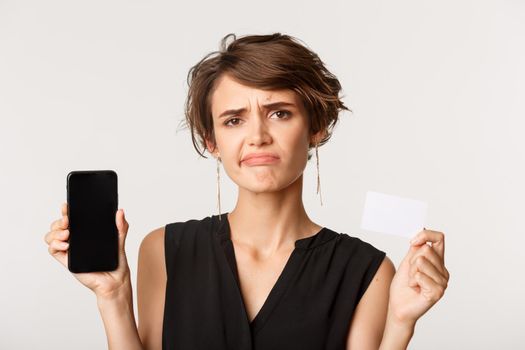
[310,128,328,147]
[205,138,219,158]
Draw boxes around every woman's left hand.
[387,229,450,326]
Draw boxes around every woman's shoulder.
[139,215,212,256]
[139,226,166,258]
[329,229,387,260]
[330,231,390,299]
[163,214,217,245]
[165,214,212,231]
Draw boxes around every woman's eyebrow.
[218,101,296,119]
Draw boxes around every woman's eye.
[224,111,290,127]
[224,117,241,126]
[271,110,291,119]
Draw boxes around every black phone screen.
[66,170,119,273]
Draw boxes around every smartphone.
[66,170,119,273]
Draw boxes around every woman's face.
[207,73,319,193]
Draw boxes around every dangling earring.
[216,152,222,220]
[315,143,323,206]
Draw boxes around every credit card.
[360,191,428,238]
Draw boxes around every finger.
[410,271,446,303]
[61,202,69,229]
[48,240,68,267]
[50,215,68,231]
[45,229,69,245]
[409,243,447,276]
[54,216,68,230]
[434,235,445,265]
[48,239,69,254]
[444,266,450,282]
[50,218,60,231]
[410,229,445,263]
[116,209,129,235]
[61,202,68,217]
[115,209,129,268]
[116,209,129,248]
[410,255,448,288]
[401,243,421,267]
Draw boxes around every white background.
[1,0,524,348]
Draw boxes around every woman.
[45,33,449,350]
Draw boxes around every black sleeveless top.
[162,212,386,350]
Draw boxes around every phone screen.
[66,170,119,273]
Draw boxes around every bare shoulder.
[137,226,166,350]
[374,255,396,281]
[346,255,396,350]
[138,226,166,279]
[139,226,166,255]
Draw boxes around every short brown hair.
[181,32,350,160]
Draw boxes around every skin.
[44,73,449,350]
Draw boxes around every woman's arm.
[97,285,144,350]
[96,226,166,350]
[136,227,166,350]
[378,310,415,350]
[346,256,399,349]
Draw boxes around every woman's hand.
[387,229,450,326]
[44,202,132,300]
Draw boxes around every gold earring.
[315,143,323,206]
[216,152,222,220]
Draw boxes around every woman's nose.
[246,114,271,146]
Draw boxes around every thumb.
[399,243,419,269]
[116,208,129,254]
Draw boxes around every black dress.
[162,212,386,350]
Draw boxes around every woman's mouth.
[241,153,280,166]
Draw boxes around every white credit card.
[360,191,428,238]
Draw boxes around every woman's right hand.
[44,202,132,300]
